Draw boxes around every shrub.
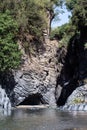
[0,10,21,72]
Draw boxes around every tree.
[36,0,63,35]
[0,0,63,37]
[0,0,63,61]
[66,0,87,39]
[0,11,21,72]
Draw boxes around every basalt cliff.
[1,37,87,109]
[1,39,65,107]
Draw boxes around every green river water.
[0,108,87,130]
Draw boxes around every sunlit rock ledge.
[16,104,49,109]
[60,103,87,111]
[60,84,87,111]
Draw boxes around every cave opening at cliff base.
[19,93,46,105]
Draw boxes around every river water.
[0,108,87,130]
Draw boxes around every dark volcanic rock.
[61,84,87,111]
[56,34,87,106]
[10,40,61,107]
[2,35,87,108]
[12,70,54,106]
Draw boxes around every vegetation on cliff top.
[0,0,87,72]
[0,10,21,72]
[0,0,62,72]
[51,0,87,46]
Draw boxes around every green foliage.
[72,97,84,104]
[50,28,59,40]
[50,22,76,46]
[0,0,63,39]
[0,0,63,56]
[0,0,63,73]
[26,0,45,40]
[51,0,87,46]
[0,0,45,41]
[0,11,21,72]
[66,0,76,11]
[66,0,87,31]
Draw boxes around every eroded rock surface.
[10,40,62,107]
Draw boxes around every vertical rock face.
[0,85,11,109]
[10,40,61,107]
[12,33,87,107]
[2,35,87,108]
[56,35,87,106]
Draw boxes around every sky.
[51,6,71,28]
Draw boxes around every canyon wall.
[1,36,87,108]
[9,39,64,107]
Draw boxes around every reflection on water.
[0,108,87,130]
[64,128,87,130]
[0,108,11,116]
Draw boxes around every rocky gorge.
[0,36,87,110]
[0,38,62,108]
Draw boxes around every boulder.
[61,84,87,111]
[66,84,87,105]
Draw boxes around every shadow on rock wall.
[56,33,87,106]
[0,71,16,105]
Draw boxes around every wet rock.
[61,103,87,111]
[0,85,11,109]
[66,84,87,105]
[61,84,87,111]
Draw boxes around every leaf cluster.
[0,11,21,72]
[0,0,63,72]
[66,0,87,30]
[50,22,76,46]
